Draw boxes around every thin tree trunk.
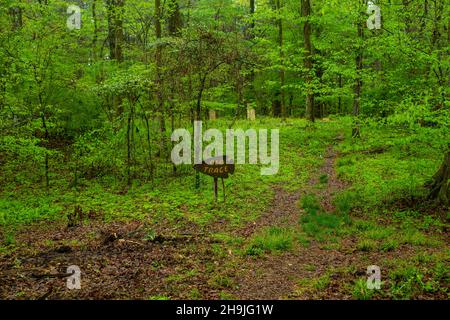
[168,0,182,36]
[352,3,364,138]
[338,74,342,114]
[106,0,124,62]
[37,90,50,193]
[195,74,207,189]
[276,0,286,119]
[302,0,314,122]
[92,0,98,60]
[155,0,166,161]
[126,106,133,186]
[106,0,125,115]
[143,113,154,183]
[426,150,450,205]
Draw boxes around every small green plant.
[219,291,236,300]
[356,240,377,252]
[143,229,157,241]
[294,274,332,296]
[352,278,375,300]
[319,174,328,184]
[301,207,346,240]
[389,266,423,299]
[188,288,202,299]
[380,239,399,251]
[365,227,395,240]
[3,229,16,246]
[245,227,293,256]
[305,264,316,272]
[208,275,234,289]
[296,233,310,247]
[389,264,446,299]
[147,295,170,300]
[313,274,331,290]
[301,194,321,215]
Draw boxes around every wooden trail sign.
[193,156,235,201]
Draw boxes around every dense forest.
[0,0,449,300]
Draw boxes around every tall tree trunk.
[92,0,99,60]
[168,0,183,36]
[194,74,207,189]
[301,0,314,122]
[250,0,256,29]
[106,0,125,115]
[155,0,166,161]
[106,0,124,62]
[143,113,155,183]
[276,0,286,119]
[38,93,49,193]
[426,150,450,205]
[247,0,256,112]
[352,3,364,138]
[126,108,133,186]
[338,74,342,114]
[168,0,182,173]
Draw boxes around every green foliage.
[333,191,357,215]
[388,265,447,300]
[336,119,447,208]
[0,194,62,227]
[319,174,328,184]
[147,295,171,300]
[294,273,333,297]
[143,229,157,241]
[300,194,349,240]
[246,227,294,256]
[0,0,448,301]
[352,278,375,300]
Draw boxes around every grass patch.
[208,274,235,289]
[293,273,332,297]
[351,278,376,300]
[356,239,377,252]
[245,227,294,256]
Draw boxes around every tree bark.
[276,0,286,119]
[338,74,342,114]
[106,0,124,62]
[155,0,166,160]
[301,0,314,122]
[352,3,364,138]
[106,0,125,115]
[426,150,449,205]
[92,0,99,60]
[168,0,183,36]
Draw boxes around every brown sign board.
[193,156,235,178]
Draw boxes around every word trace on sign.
[193,156,235,201]
[194,156,235,178]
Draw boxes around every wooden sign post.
[193,155,235,201]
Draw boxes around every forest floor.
[0,117,448,299]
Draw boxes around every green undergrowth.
[336,119,448,209]
[0,118,346,247]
